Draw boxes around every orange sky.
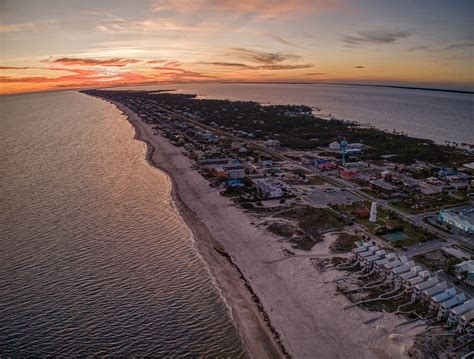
[1,0,473,94]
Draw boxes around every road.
[156,104,472,256]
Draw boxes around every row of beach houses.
[353,242,474,334]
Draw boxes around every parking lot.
[296,185,363,206]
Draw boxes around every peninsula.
[83,89,474,358]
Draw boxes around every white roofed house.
[254,179,284,199]
[405,271,431,293]
[395,265,422,287]
[387,260,415,283]
[356,245,379,263]
[421,281,448,302]
[361,250,387,269]
[437,293,467,321]
[411,276,440,301]
[430,287,457,312]
[374,253,397,273]
[447,299,474,327]
[381,256,408,278]
[352,241,375,255]
[456,309,474,333]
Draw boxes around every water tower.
[340,139,348,165]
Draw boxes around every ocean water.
[0,91,245,357]
[116,83,473,145]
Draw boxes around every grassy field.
[335,202,434,247]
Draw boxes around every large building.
[254,179,284,199]
[438,207,474,234]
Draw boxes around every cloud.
[354,66,365,69]
[258,64,313,70]
[0,20,58,33]
[152,0,344,19]
[407,45,431,52]
[198,61,313,70]
[229,47,301,64]
[42,57,141,67]
[153,66,215,79]
[0,66,32,70]
[197,61,254,69]
[343,29,410,46]
[306,72,326,75]
[440,41,474,51]
[267,33,296,46]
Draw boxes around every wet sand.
[106,98,419,358]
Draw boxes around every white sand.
[112,100,419,358]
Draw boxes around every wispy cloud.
[198,61,254,69]
[0,20,58,33]
[152,0,344,19]
[267,33,296,46]
[440,41,474,51]
[198,60,313,70]
[343,29,410,46]
[41,57,141,67]
[306,72,326,75]
[229,47,301,64]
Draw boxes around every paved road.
[156,104,472,255]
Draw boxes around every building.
[254,179,284,199]
[456,309,474,333]
[264,139,280,148]
[447,299,474,327]
[437,293,466,321]
[369,179,399,197]
[438,207,474,234]
[318,161,337,171]
[454,260,474,286]
[340,170,359,180]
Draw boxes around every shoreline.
[89,93,423,358]
[111,100,283,358]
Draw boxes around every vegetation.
[85,89,473,166]
[391,193,467,214]
[329,233,361,253]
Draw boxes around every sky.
[0,0,473,94]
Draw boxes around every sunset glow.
[1,0,473,94]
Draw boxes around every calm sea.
[0,91,244,357]
[116,83,473,145]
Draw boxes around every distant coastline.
[219,81,474,95]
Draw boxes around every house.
[245,162,259,174]
[369,179,399,197]
[405,271,431,292]
[340,170,359,180]
[439,208,474,235]
[430,287,457,312]
[318,161,337,171]
[226,179,244,188]
[354,206,370,218]
[412,276,440,300]
[396,265,422,287]
[447,299,474,327]
[454,260,474,286]
[264,139,280,148]
[437,293,466,320]
[199,157,236,166]
[254,179,284,199]
[422,281,448,301]
[456,309,474,333]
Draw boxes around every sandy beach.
[110,99,420,358]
